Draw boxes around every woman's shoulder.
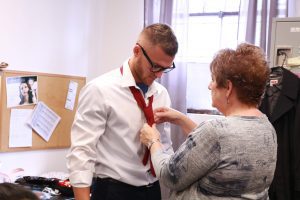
[195,117,227,130]
[190,117,227,139]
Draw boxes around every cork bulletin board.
[0,70,86,152]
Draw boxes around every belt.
[95,177,158,189]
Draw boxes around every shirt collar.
[120,59,161,97]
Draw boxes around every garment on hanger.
[260,67,300,200]
[266,67,283,115]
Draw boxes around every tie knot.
[129,87,154,126]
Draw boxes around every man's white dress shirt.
[66,59,173,187]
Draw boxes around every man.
[66,23,178,200]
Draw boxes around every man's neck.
[137,82,148,95]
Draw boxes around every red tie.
[120,67,156,177]
[129,86,156,177]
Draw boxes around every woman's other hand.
[140,124,160,147]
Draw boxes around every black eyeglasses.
[136,43,175,73]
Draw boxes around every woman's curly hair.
[210,43,270,106]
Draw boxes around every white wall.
[86,0,143,80]
[0,0,143,178]
[0,0,89,76]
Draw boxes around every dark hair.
[0,183,39,200]
[140,23,178,56]
[210,43,270,106]
[19,82,34,105]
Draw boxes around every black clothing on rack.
[259,67,300,200]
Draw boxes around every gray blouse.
[152,115,277,200]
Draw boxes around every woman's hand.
[154,107,198,136]
[154,107,184,125]
[140,124,160,147]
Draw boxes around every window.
[174,0,241,113]
[171,0,287,114]
[185,0,241,63]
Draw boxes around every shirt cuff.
[69,170,94,187]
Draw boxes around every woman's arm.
[140,122,220,191]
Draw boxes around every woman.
[140,43,277,199]
[19,82,36,105]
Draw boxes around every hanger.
[280,51,288,67]
[269,50,287,77]
[266,50,288,90]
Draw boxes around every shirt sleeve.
[66,82,107,187]
[155,87,174,154]
[152,122,220,191]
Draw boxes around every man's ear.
[133,44,140,56]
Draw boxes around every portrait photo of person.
[19,82,36,105]
[6,75,38,107]
[19,76,38,105]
